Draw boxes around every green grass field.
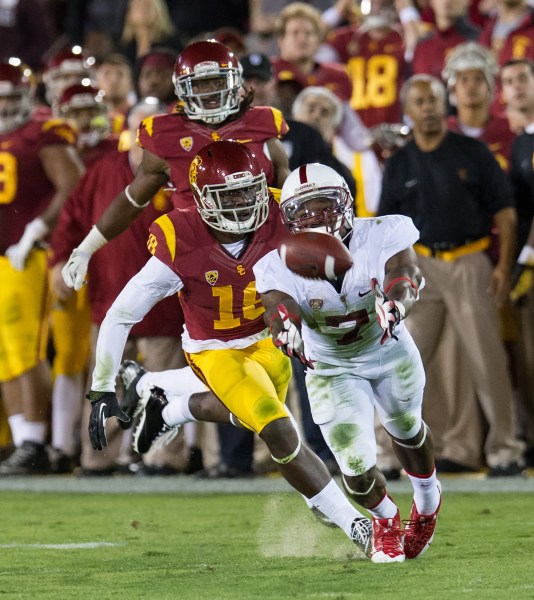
[1,478,533,600]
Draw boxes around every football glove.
[88,391,130,451]
[61,248,91,291]
[371,278,406,345]
[5,217,49,271]
[272,304,315,369]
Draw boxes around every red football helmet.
[43,46,96,104]
[55,83,109,147]
[172,40,243,124]
[280,164,353,236]
[0,60,35,133]
[189,141,269,234]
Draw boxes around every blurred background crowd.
[1,0,533,480]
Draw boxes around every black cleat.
[350,517,373,557]
[132,387,180,454]
[117,360,147,430]
[0,441,51,475]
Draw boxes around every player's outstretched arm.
[373,247,423,345]
[61,149,169,290]
[261,290,314,368]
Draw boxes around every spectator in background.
[292,85,382,217]
[0,0,55,71]
[119,0,181,65]
[411,0,480,80]
[272,2,371,154]
[321,6,408,128]
[379,74,525,477]
[167,0,250,48]
[502,58,534,467]
[65,0,128,49]
[134,47,177,108]
[95,53,135,116]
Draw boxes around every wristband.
[384,276,419,294]
[399,6,420,24]
[125,185,151,209]
[77,225,108,257]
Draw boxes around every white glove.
[61,248,91,290]
[517,245,534,267]
[61,225,108,290]
[273,304,314,369]
[371,278,406,345]
[5,218,49,271]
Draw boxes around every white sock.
[407,469,440,515]
[51,373,84,455]
[309,479,367,539]
[23,421,47,445]
[183,422,198,446]
[162,393,197,427]
[7,414,26,447]
[368,493,398,520]
[136,366,208,397]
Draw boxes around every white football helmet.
[280,164,354,237]
[442,42,499,101]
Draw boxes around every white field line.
[0,542,124,550]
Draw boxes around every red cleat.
[370,510,405,563]
[404,488,441,559]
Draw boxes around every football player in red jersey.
[0,60,84,474]
[42,46,96,107]
[86,140,374,556]
[49,97,185,475]
[322,10,407,128]
[61,39,290,291]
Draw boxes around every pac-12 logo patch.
[180,136,193,151]
[205,270,219,285]
[309,299,323,310]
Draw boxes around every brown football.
[277,230,353,280]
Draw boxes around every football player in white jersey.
[253,164,442,564]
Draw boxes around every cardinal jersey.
[326,25,406,127]
[0,117,76,254]
[447,115,514,172]
[254,216,419,367]
[272,57,353,102]
[137,107,288,208]
[147,200,287,349]
[52,150,181,337]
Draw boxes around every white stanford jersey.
[254,215,419,368]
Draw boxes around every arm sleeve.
[91,256,183,391]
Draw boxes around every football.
[277,230,353,280]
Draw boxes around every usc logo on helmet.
[189,154,202,186]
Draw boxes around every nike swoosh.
[236,138,253,143]
[99,403,107,420]
[358,289,372,297]
[405,179,418,188]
